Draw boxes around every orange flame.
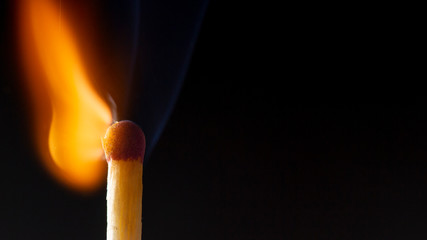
[18,0,112,192]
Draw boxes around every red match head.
[102,120,146,163]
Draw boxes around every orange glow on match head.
[103,121,146,163]
[18,0,112,192]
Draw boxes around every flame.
[18,0,112,192]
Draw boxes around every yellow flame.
[18,0,112,192]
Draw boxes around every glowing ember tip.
[102,120,146,163]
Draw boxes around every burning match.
[102,120,146,240]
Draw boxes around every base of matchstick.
[107,159,143,240]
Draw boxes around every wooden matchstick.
[102,120,145,240]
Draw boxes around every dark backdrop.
[0,0,424,240]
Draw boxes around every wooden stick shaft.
[107,160,142,240]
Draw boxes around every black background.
[0,0,424,240]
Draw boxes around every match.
[102,120,146,240]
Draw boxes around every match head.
[102,120,146,163]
